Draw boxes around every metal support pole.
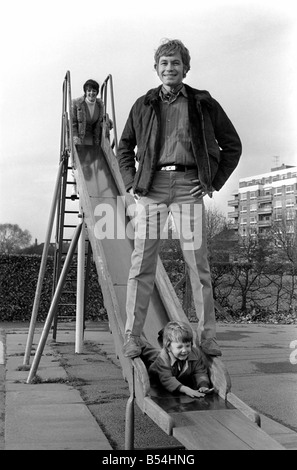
[83,241,92,335]
[101,74,118,154]
[27,222,82,383]
[125,367,135,450]
[75,216,85,354]
[23,161,64,366]
[107,75,118,155]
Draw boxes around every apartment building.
[228,164,297,235]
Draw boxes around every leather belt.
[157,164,196,172]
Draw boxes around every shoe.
[123,332,142,358]
[200,338,222,357]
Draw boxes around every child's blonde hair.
[163,321,193,350]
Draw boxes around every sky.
[0,0,296,243]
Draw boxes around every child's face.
[169,341,192,361]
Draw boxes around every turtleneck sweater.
[85,97,96,118]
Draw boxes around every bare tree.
[227,229,275,314]
[0,224,32,254]
[205,206,230,255]
[269,216,297,311]
[170,206,231,318]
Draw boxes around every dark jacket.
[71,96,104,145]
[148,346,210,393]
[117,84,242,195]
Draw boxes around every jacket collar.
[76,95,102,106]
[144,83,213,106]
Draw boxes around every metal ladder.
[24,70,118,379]
[23,71,88,364]
[50,73,86,338]
[51,152,81,336]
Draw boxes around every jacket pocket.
[133,160,144,190]
[208,154,219,181]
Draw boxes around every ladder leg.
[83,241,92,335]
[75,218,85,353]
[23,161,64,365]
[27,222,82,383]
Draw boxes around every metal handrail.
[100,74,118,154]
[66,71,74,166]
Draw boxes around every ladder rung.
[65,210,79,214]
[63,224,77,228]
[66,181,77,185]
[65,196,79,200]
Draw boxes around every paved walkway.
[1,321,297,450]
[2,325,112,450]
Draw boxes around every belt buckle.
[162,165,176,171]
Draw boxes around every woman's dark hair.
[83,79,100,95]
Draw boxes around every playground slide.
[73,136,284,450]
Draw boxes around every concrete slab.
[5,387,84,405]
[2,326,113,450]
[5,401,112,450]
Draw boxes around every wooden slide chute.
[72,136,284,450]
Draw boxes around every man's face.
[155,52,185,89]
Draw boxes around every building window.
[241,192,247,200]
[250,204,257,211]
[275,187,283,195]
[286,185,293,193]
[286,199,294,207]
[240,206,247,213]
[250,191,257,199]
[286,210,294,220]
[275,209,283,221]
[274,200,282,209]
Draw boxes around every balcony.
[258,220,272,227]
[228,210,239,218]
[228,199,239,207]
[257,206,272,214]
[257,194,272,203]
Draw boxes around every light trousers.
[125,169,217,344]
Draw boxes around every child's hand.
[181,386,205,398]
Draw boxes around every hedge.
[0,254,107,322]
